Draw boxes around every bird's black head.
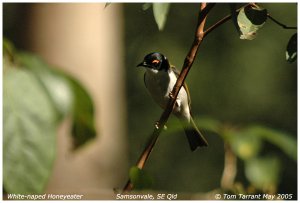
[137,52,170,71]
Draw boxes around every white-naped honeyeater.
[137,52,208,151]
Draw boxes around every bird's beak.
[137,61,147,67]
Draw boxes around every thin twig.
[122,3,216,193]
[204,14,232,37]
[267,14,297,29]
[204,3,252,37]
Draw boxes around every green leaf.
[245,156,281,191]
[17,52,96,149]
[245,126,297,161]
[229,129,262,160]
[129,166,153,190]
[286,33,297,63]
[142,3,152,11]
[3,68,56,194]
[67,77,97,149]
[237,5,267,40]
[153,3,170,31]
[17,53,73,119]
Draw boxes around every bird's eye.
[151,59,160,65]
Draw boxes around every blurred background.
[3,3,297,200]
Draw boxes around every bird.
[137,52,208,151]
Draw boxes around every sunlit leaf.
[229,130,262,160]
[153,3,170,31]
[237,5,267,40]
[286,33,297,63]
[129,166,153,190]
[245,156,281,191]
[3,68,56,194]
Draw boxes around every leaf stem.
[267,14,297,29]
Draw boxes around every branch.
[220,142,237,190]
[267,14,297,29]
[122,3,216,192]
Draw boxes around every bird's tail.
[180,117,208,151]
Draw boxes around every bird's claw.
[154,121,167,130]
[169,92,175,99]
[155,121,160,129]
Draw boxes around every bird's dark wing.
[170,65,192,107]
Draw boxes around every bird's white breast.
[144,68,190,120]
